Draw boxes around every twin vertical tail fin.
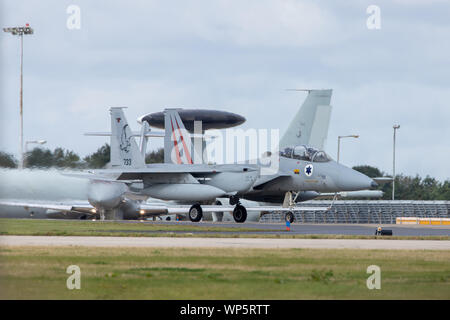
[279,89,333,150]
[163,109,194,164]
[110,107,146,168]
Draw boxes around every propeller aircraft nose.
[87,180,127,210]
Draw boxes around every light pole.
[3,24,34,169]
[392,125,400,200]
[24,140,46,168]
[337,135,359,163]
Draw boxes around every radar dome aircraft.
[139,89,377,223]
[0,90,376,223]
[0,107,326,222]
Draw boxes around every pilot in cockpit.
[280,145,331,162]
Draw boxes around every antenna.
[285,89,312,92]
[285,88,331,92]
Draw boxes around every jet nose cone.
[336,164,376,191]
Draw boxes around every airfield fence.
[259,200,450,224]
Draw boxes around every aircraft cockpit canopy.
[280,145,332,162]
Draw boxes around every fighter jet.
[0,91,373,223]
[229,90,377,222]
[0,108,326,222]
[142,90,377,223]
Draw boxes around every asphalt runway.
[120,220,450,237]
[1,235,449,250]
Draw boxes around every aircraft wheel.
[233,205,247,223]
[189,204,203,222]
[285,211,295,223]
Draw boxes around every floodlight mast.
[3,24,34,169]
[392,124,400,200]
[337,135,359,163]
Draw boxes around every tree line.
[0,144,163,169]
[352,165,449,201]
[0,146,448,200]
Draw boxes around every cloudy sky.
[1,0,449,180]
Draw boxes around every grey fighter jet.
[211,144,377,223]
[144,91,376,223]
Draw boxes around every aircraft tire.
[233,205,247,223]
[285,211,295,223]
[189,204,203,222]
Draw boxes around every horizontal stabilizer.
[60,172,142,184]
[0,200,94,214]
[85,131,165,137]
[156,205,332,214]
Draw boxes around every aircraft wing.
[93,164,257,180]
[252,173,291,190]
[249,206,331,212]
[0,199,187,217]
[0,200,94,214]
[0,200,330,221]
[150,204,331,214]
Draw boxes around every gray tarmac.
[120,220,450,237]
[1,235,449,250]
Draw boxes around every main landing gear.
[232,204,247,223]
[188,198,248,223]
[230,196,247,223]
[188,203,203,222]
[282,191,298,224]
[284,211,295,223]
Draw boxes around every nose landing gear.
[284,211,295,223]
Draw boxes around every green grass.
[0,246,449,299]
[0,218,448,240]
[0,218,271,236]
